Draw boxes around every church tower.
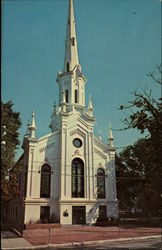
[56,0,86,115]
[12,0,118,228]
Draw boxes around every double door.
[72,206,86,225]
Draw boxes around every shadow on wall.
[87,203,99,225]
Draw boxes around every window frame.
[97,168,106,199]
[72,158,84,198]
[40,164,51,198]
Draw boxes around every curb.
[1,234,161,250]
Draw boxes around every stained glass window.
[72,158,84,198]
[97,168,105,199]
[40,164,51,198]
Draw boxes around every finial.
[88,95,93,109]
[28,110,37,138]
[98,129,102,140]
[87,94,94,117]
[61,89,66,112]
[108,122,114,147]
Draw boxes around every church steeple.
[55,0,86,116]
[64,0,79,72]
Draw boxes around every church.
[9,0,118,227]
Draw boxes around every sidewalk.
[1,235,161,250]
[1,226,162,250]
[1,238,32,249]
[23,225,161,245]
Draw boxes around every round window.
[73,138,82,148]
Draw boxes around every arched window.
[72,158,84,198]
[40,164,51,198]
[97,168,105,199]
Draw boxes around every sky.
[2,0,161,160]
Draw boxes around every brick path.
[23,226,161,245]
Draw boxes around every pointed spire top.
[98,129,102,140]
[62,88,66,104]
[61,88,67,112]
[86,95,94,117]
[109,123,113,139]
[31,110,36,128]
[28,110,37,138]
[88,95,93,110]
[108,123,114,147]
[64,0,79,72]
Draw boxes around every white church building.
[10,0,118,227]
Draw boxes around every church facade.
[10,0,118,226]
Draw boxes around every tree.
[116,138,159,215]
[117,65,162,215]
[1,101,21,202]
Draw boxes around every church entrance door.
[72,206,86,225]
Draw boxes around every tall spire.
[64,0,79,72]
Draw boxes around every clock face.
[73,138,82,148]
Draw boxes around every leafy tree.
[1,101,21,202]
[116,138,159,215]
[117,65,162,215]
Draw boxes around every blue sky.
[2,0,161,160]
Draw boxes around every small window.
[67,62,70,72]
[72,37,75,46]
[65,90,68,103]
[73,138,82,148]
[75,89,78,103]
[68,20,70,25]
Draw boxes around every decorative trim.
[70,128,86,138]
[94,148,107,160]
[39,142,55,153]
